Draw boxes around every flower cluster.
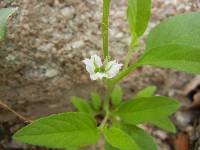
[83,55,123,80]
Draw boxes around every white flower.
[83,55,123,80]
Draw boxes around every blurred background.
[0,0,200,149]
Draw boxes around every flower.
[83,55,123,80]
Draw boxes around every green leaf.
[71,96,93,114]
[104,127,140,150]
[66,148,77,150]
[127,0,151,37]
[91,92,101,110]
[14,112,100,148]
[139,12,200,74]
[124,125,157,150]
[135,86,157,98]
[134,88,176,133]
[116,96,180,125]
[111,86,123,106]
[0,8,17,41]
[150,117,176,133]
[105,142,119,150]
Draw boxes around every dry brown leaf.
[175,131,189,150]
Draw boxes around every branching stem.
[110,61,140,85]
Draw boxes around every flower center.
[95,66,106,73]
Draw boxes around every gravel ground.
[0,0,200,149]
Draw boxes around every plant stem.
[103,92,110,113]
[99,94,109,130]
[110,61,140,85]
[123,36,138,70]
[99,0,113,130]
[0,100,32,123]
[99,81,113,130]
[102,0,111,59]
[99,110,109,130]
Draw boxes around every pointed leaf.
[150,117,176,133]
[127,0,151,37]
[135,86,157,98]
[124,125,157,150]
[116,96,180,125]
[111,86,123,106]
[104,127,140,150]
[91,92,101,110]
[0,8,17,41]
[71,96,93,114]
[66,148,77,150]
[14,112,100,148]
[105,142,119,150]
[139,12,200,74]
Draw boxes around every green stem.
[123,36,138,70]
[109,37,140,86]
[99,62,139,129]
[99,81,113,130]
[102,0,111,59]
[99,110,109,130]
[110,62,140,85]
[103,90,110,113]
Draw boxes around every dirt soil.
[0,0,200,149]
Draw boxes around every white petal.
[90,72,106,80]
[83,59,95,74]
[91,54,103,67]
[83,55,122,80]
[105,60,117,70]
[106,61,123,78]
